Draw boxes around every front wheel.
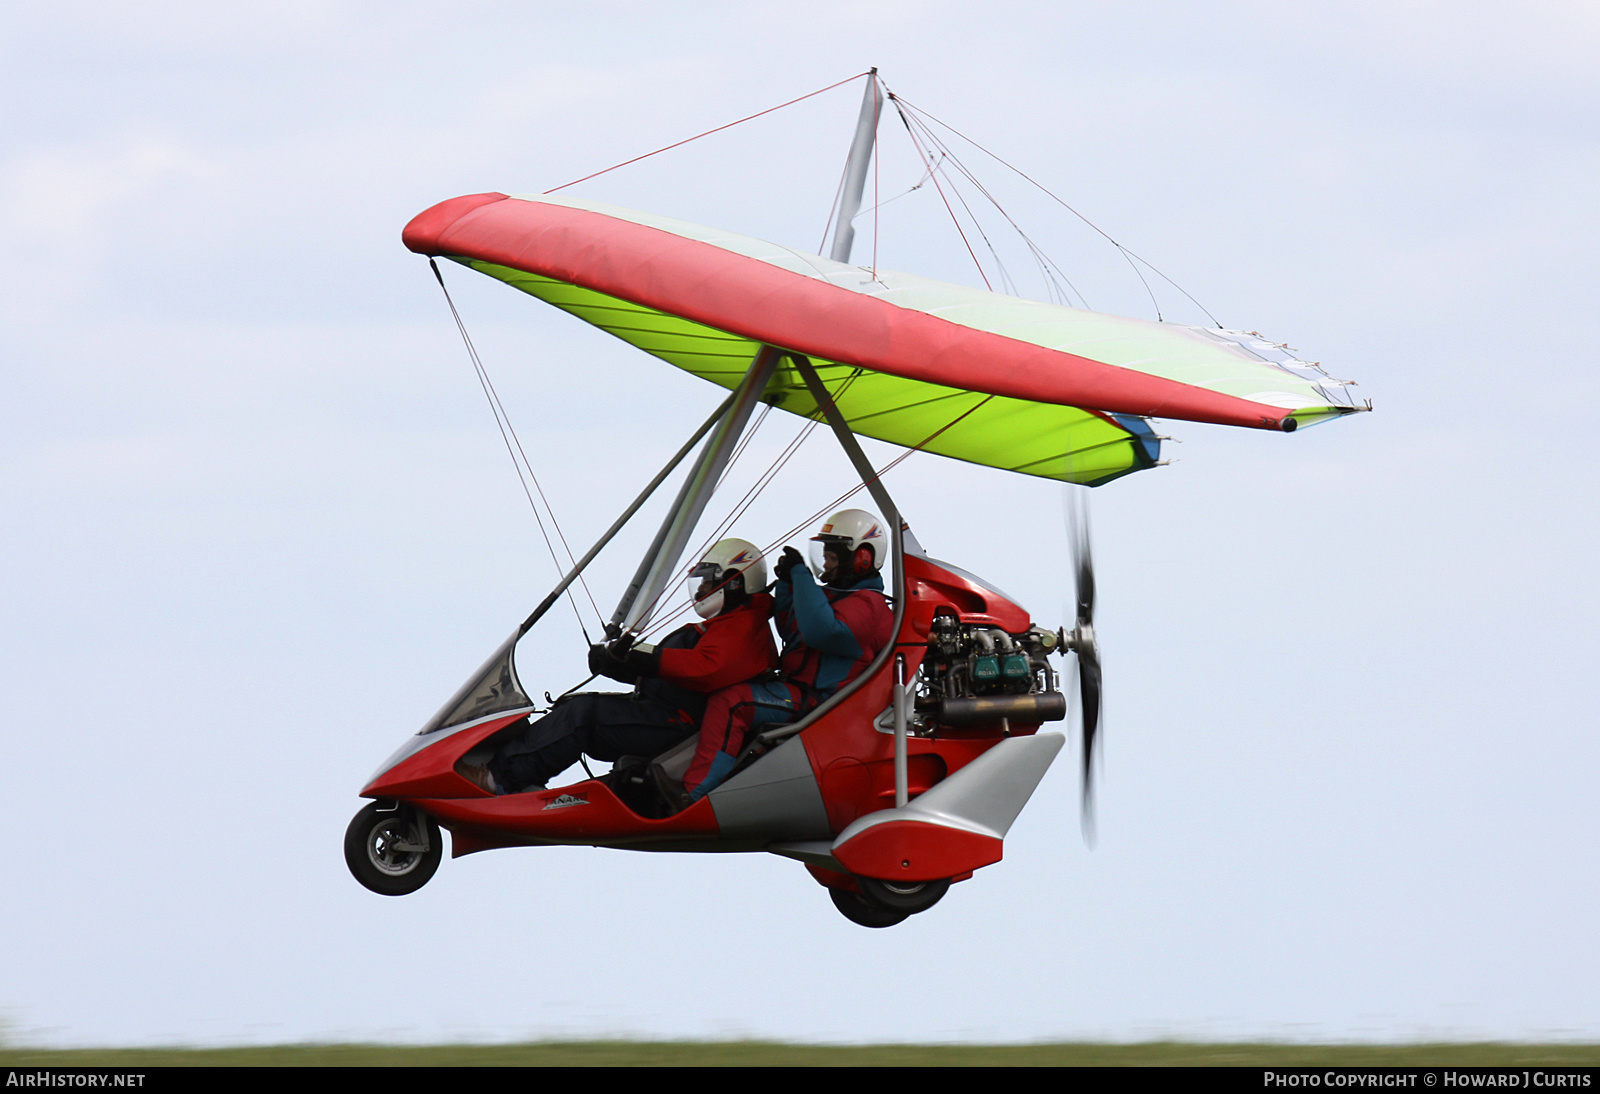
[344,802,442,896]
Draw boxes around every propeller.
[1061,487,1102,844]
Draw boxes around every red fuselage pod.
[359,554,1058,873]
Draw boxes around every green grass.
[3,1041,1600,1066]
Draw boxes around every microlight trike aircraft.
[344,74,1364,926]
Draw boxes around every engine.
[914,614,1067,731]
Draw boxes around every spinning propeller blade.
[1065,488,1102,844]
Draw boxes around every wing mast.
[829,68,882,264]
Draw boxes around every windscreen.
[416,630,533,735]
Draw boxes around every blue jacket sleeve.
[785,570,864,659]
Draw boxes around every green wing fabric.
[459,258,1157,486]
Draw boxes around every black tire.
[829,887,911,928]
[857,876,950,914]
[344,802,442,896]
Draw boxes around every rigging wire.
[625,397,794,633]
[547,71,872,195]
[702,416,817,552]
[939,158,1022,295]
[891,93,1090,308]
[893,92,1163,315]
[683,367,868,583]
[885,92,993,291]
[545,70,1215,326]
[428,259,600,640]
[872,75,881,279]
[892,108,1090,309]
[624,365,872,635]
[638,386,995,640]
[890,93,1225,327]
[852,154,940,222]
[720,401,773,488]
[894,115,1024,295]
[758,385,992,563]
[640,426,940,637]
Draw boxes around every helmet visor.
[686,560,721,584]
[807,537,847,579]
[685,562,721,605]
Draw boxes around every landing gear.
[830,887,910,928]
[827,876,952,927]
[858,876,949,914]
[344,801,442,896]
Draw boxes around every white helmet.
[685,538,767,619]
[807,508,886,577]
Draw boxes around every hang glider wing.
[404,192,1361,486]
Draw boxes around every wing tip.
[402,192,510,256]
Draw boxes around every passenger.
[682,509,894,800]
[460,540,775,795]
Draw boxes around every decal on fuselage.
[541,792,589,811]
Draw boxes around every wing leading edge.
[404,192,1359,485]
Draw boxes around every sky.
[3,0,1598,1047]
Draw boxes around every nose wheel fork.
[344,801,443,896]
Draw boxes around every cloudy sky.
[3,0,1597,1047]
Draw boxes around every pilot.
[682,508,894,800]
[461,539,776,795]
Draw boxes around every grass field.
[4,1042,1600,1066]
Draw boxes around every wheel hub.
[368,819,421,876]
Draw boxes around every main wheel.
[344,802,442,896]
[829,887,910,928]
[858,876,950,914]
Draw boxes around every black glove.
[774,545,805,583]
[587,643,636,685]
[623,643,662,679]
